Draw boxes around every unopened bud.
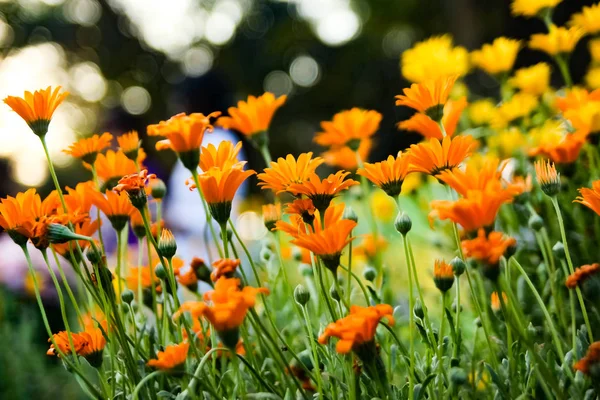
[158,229,177,259]
[329,284,340,301]
[149,179,167,200]
[394,212,412,235]
[363,266,377,282]
[413,299,424,319]
[121,289,134,304]
[553,242,565,259]
[528,214,544,231]
[155,263,167,280]
[450,257,466,276]
[294,284,310,306]
[343,206,358,223]
[86,246,104,265]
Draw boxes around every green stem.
[301,304,324,399]
[437,291,447,397]
[50,247,83,324]
[453,274,461,360]
[555,55,573,88]
[401,234,415,400]
[132,371,164,400]
[191,170,224,258]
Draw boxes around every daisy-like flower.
[177,268,199,291]
[471,37,521,76]
[574,342,600,378]
[191,164,256,224]
[315,108,382,150]
[284,198,316,225]
[395,75,458,121]
[286,171,359,213]
[468,99,498,126]
[575,180,600,216]
[216,92,286,145]
[492,92,538,128]
[94,150,138,191]
[257,152,324,194]
[4,86,68,137]
[357,153,411,197]
[407,135,477,176]
[63,132,113,164]
[570,3,600,35]
[398,97,467,139]
[117,131,141,161]
[401,35,469,83]
[77,327,107,368]
[90,190,137,231]
[490,292,508,313]
[148,112,220,171]
[508,63,551,95]
[322,139,372,171]
[147,342,189,371]
[0,189,41,245]
[565,263,600,289]
[47,331,89,358]
[529,25,584,56]
[262,203,281,231]
[114,169,157,209]
[511,0,562,17]
[211,258,241,281]
[199,141,242,172]
[354,233,388,263]
[462,229,516,280]
[534,159,561,196]
[433,259,455,293]
[529,126,588,164]
[318,304,394,354]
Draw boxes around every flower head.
[199,140,242,172]
[262,203,281,231]
[468,99,498,126]
[529,126,588,164]
[90,190,137,231]
[0,189,41,244]
[407,135,477,176]
[491,292,508,312]
[286,171,359,212]
[257,152,324,194]
[117,131,141,160]
[284,199,316,225]
[575,180,600,216]
[534,159,561,196]
[322,139,372,171]
[570,3,600,34]
[565,263,600,289]
[47,331,89,357]
[471,37,521,75]
[94,150,138,191]
[492,93,538,128]
[395,75,458,121]
[64,132,113,164]
[217,92,286,140]
[318,304,394,354]
[529,25,584,56]
[398,97,467,139]
[211,258,241,281]
[315,108,382,149]
[462,229,516,268]
[401,35,469,83]
[4,86,68,137]
[511,0,562,17]
[114,169,157,208]
[78,327,107,367]
[509,63,551,95]
[147,343,189,370]
[357,153,411,197]
[433,259,455,293]
[574,342,600,377]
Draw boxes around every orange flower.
[211,258,241,281]
[147,342,189,370]
[397,97,467,139]
[64,132,113,164]
[395,75,458,121]
[114,169,157,208]
[354,233,388,261]
[315,108,382,148]
[575,180,600,216]
[262,203,281,231]
[357,153,411,197]
[490,292,508,312]
[462,229,516,270]
[574,342,600,376]
[430,191,514,232]
[94,150,138,190]
[257,152,324,194]
[286,171,359,212]
[78,327,107,367]
[47,331,89,357]
[199,140,242,172]
[216,92,286,137]
[534,159,560,196]
[90,190,137,230]
[565,264,600,289]
[529,129,588,164]
[63,181,96,219]
[407,135,477,175]
[322,139,372,171]
[0,189,41,244]
[117,131,141,160]
[318,304,394,354]
[177,268,199,291]
[4,86,68,137]
[433,259,455,292]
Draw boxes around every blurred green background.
[0,0,595,398]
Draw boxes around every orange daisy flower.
[318,304,394,354]
[63,181,96,219]
[354,233,388,262]
[90,190,137,231]
[286,171,359,212]
[462,229,516,280]
[0,189,41,244]
[177,268,199,291]
[47,331,89,358]
[114,169,157,208]
[407,135,477,176]
[4,86,69,137]
[534,159,561,197]
[529,129,588,164]
[575,180,600,216]
[490,292,508,312]
[211,258,241,281]
[148,111,220,170]
[397,96,467,139]
[315,108,382,149]
[395,75,458,121]
[574,342,600,376]
[283,198,316,226]
[199,140,243,172]
[147,342,189,370]
[357,153,411,197]
[565,263,600,289]
[262,203,281,231]
[257,152,325,194]
[126,266,159,293]
[322,139,372,171]
[117,131,141,160]
[216,92,287,139]
[63,132,113,164]
[433,259,455,293]
[78,327,107,367]
[94,150,138,191]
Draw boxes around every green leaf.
[414,374,436,400]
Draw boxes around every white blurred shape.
[290,55,320,87]
[206,12,236,45]
[70,61,107,102]
[65,0,102,26]
[236,211,267,241]
[264,71,293,96]
[316,8,360,46]
[0,17,14,47]
[121,86,151,115]
[13,153,48,186]
[182,46,214,77]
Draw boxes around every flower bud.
[363,266,377,282]
[158,229,177,259]
[450,367,467,385]
[528,214,544,231]
[121,289,134,304]
[394,212,412,235]
[343,206,358,223]
[47,224,88,244]
[86,246,104,265]
[553,241,565,259]
[450,257,466,276]
[413,299,424,319]
[149,179,167,200]
[329,284,341,301]
[191,257,211,283]
[294,284,310,306]
[155,263,167,280]
[260,247,273,263]
[474,317,482,328]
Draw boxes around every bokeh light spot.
[121,86,151,115]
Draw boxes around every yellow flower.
[509,63,551,95]
[589,39,600,62]
[492,92,538,128]
[511,0,562,17]
[529,25,584,56]
[401,35,469,83]
[370,190,396,222]
[471,37,521,75]
[570,3,600,35]
[587,67,600,90]
[468,99,498,126]
[488,127,527,158]
[401,173,423,194]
